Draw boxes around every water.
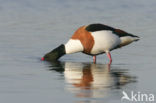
[0,0,156,103]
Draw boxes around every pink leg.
[106,52,112,64]
[93,56,96,63]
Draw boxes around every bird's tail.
[128,33,140,41]
[133,36,140,42]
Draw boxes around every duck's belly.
[90,31,121,55]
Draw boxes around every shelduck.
[42,23,139,64]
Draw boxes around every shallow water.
[0,0,156,103]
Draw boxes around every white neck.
[65,39,84,54]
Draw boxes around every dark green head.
[43,44,66,61]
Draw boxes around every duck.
[42,23,139,64]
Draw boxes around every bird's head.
[42,44,66,61]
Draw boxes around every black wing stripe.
[85,23,115,32]
[85,23,139,38]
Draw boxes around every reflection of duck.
[48,61,137,98]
